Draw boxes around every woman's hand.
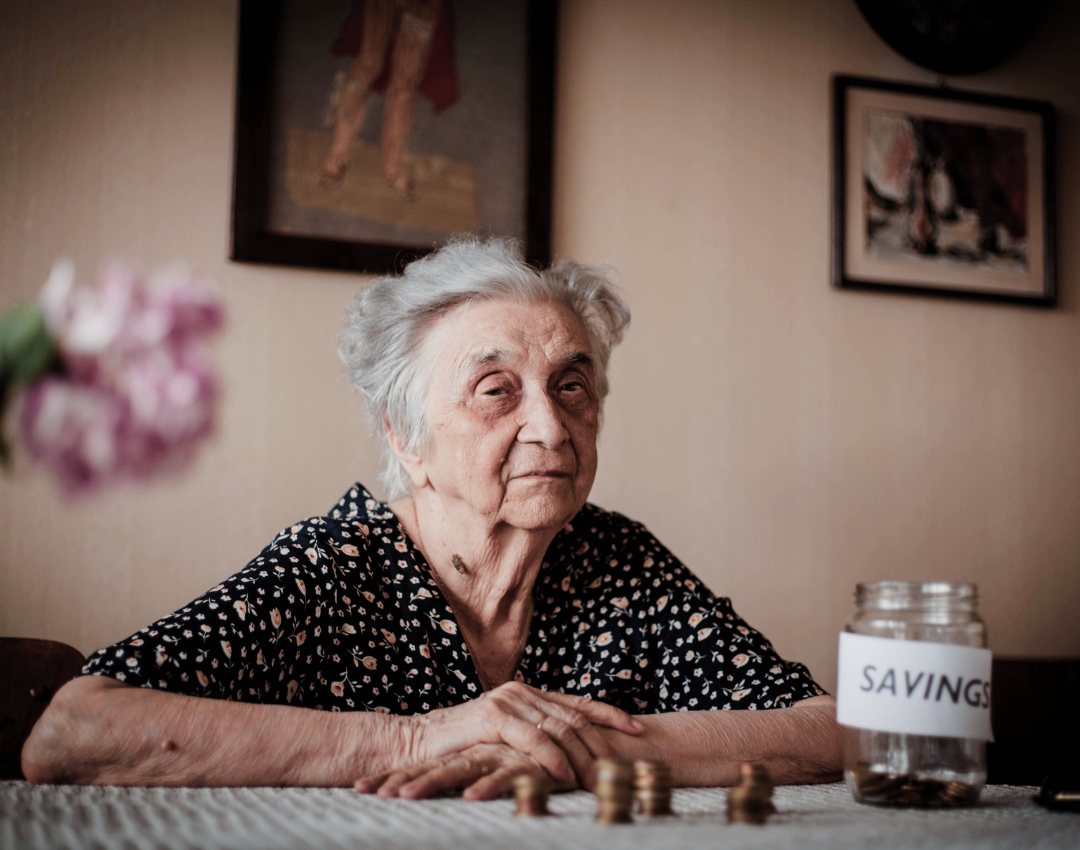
[406,681,644,790]
[357,743,555,800]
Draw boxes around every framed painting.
[231,0,556,274]
[833,75,1055,304]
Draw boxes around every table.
[2,780,1078,850]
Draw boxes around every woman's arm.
[21,675,415,786]
[22,677,643,787]
[599,695,842,787]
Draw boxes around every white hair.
[338,236,631,500]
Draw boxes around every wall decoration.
[231,0,556,274]
[854,0,1048,76]
[833,76,1055,304]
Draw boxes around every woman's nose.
[517,390,570,448]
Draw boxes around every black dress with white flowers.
[82,484,825,713]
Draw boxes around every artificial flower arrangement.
[0,260,224,494]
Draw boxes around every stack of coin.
[726,762,776,825]
[594,758,634,824]
[633,760,673,816]
[512,774,552,818]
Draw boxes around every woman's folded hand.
[398,681,645,791]
[355,742,557,800]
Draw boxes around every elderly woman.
[23,238,841,798]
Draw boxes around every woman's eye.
[560,381,583,392]
[478,381,512,397]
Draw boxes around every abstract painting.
[834,76,1055,303]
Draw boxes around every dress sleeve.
[625,520,826,712]
[80,519,332,705]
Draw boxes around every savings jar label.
[836,632,993,741]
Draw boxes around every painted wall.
[1,0,1078,693]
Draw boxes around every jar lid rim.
[855,580,977,597]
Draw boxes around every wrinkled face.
[413,298,600,531]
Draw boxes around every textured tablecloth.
[2,780,1078,850]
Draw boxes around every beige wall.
[1,0,1078,693]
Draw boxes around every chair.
[0,637,85,779]
[988,657,1080,785]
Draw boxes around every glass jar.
[843,581,988,807]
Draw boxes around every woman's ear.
[385,419,428,490]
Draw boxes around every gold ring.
[537,717,545,732]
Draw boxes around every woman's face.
[409,298,600,531]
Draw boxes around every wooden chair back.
[0,637,85,779]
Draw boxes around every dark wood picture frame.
[833,75,1056,305]
[230,0,557,275]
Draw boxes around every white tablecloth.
[2,780,1078,850]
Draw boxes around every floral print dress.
[82,484,825,714]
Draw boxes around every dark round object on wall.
[855,0,1048,75]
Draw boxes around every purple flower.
[20,260,224,494]
[146,266,224,344]
[20,379,128,494]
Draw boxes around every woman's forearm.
[21,675,417,787]
[598,696,842,787]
